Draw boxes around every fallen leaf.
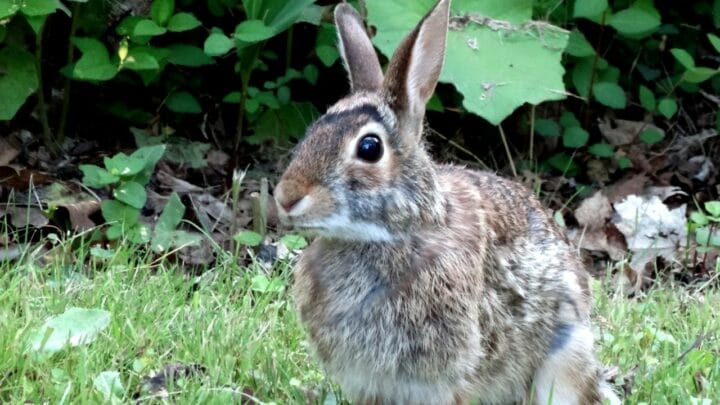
[612,194,687,272]
[4,206,49,228]
[575,191,612,230]
[0,166,54,189]
[59,200,100,231]
[0,137,21,166]
[604,174,649,204]
[27,307,111,354]
[598,118,663,146]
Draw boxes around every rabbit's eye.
[356,134,383,162]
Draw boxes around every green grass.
[0,239,718,404]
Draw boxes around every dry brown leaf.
[156,170,205,193]
[575,191,612,230]
[60,200,100,231]
[604,174,649,204]
[598,118,663,146]
[0,137,21,166]
[4,206,49,228]
[567,224,627,261]
[0,166,54,189]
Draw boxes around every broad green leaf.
[639,128,664,145]
[242,0,316,35]
[638,85,656,111]
[204,32,235,56]
[0,46,38,120]
[303,64,319,85]
[0,0,20,19]
[280,234,308,250]
[573,0,608,21]
[705,201,720,217]
[696,226,711,246]
[560,111,581,128]
[690,211,709,226]
[250,101,318,144]
[167,44,214,66]
[27,307,111,353]
[71,37,117,81]
[223,92,242,103]
[315,23,339,66]
[234,230,263,246]
[534,118,561,137]
[234,19,276,43]
[315,45,339,67]
[20,0,68,16]
[151,192,185,252]
[572,57,594,98]
[251,274,284,293]
[657,97,678,118]
[113,181,147,209]
[592,82,626,109]
[547,152,579,175]
[133,19,167,36]
[682,67,719,84]
[79,165,119,187]
[617,156,632,169]
[94,371,124,403]
[715,0,720,29]
[121,49,159,71]
[127,224,151,244]
[565,30,595,57]
[670,48,695,70]
[150,0,174,26]
[166,91,202,113]
[104,153,146,176]
[368,0,568,125]
[101,200,140,226]
[709,33,720,53]
[130,144,166,170]
[608,4,661,37]
[167,12,201,32]
[588,143,614,158]
[563,126,589,148]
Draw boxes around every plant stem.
[58,2,80,143]
[498,124,518,178]
[529,105,535,162]
[285,26,293,71]
[34,19,54,152]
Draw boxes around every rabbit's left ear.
[384,0,450,119]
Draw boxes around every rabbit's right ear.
[334,3,384,93]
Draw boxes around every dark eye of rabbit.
[356,134,383,162]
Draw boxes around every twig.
[498,124,517,177]
[529,105,536,162]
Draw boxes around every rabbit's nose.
[275,180,309,215]
[281,196,303,213]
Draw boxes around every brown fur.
[274,1,619,404]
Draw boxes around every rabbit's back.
[292,164,593,403]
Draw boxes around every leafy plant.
[80,144,196,250]
[689,200,720,254]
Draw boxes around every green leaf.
[588,143,614,158]
[593,82,627,109]
[608,5,661,37]
[715,0,720,29]
[696,226,711,246]
[303,64,319,85]
[113,181,147,209]
[572,57,594,98]
[166,91,202,114]
[560,111,581,128]
[368,0,569,125]
[167,12,200,32]
[573,0,608,21]
[547,152,579,175]
[223,92,241,103]
[617,156,632,169]
[250,101,318,144]
[133,19,167,36]
[690,211,709,226]
[131,144,166,170]
[167,44,214,66]
[682,67,719,84]
[315,45,339,67]
[280,234,308,250]
[251,274,284,293]
[121,49,159,71]
[563,126,589,148]
[0,46,39,120]
[94,371,124,403]
[79,165,119,188]
[204,32,235,56]
[638,85,656,111]
[705,201,720,217]
[565,30,595,57]
[242,0,315,35]
[0,0,20,19]
[534,118,560,137]
[234,19,276,43]
[150,0,175,26]
[101,200,140,226]
[104,153,146,177]
[234,230,263,246]
[151,192,185,252]
[639,128,664,145]
[71,37,117,81]
[20,0,68,16]
[27,307,111,353]
[708,33,720,53]
[670,48,695,70]
[657,98,678,118]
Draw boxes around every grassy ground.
[0,240,718,404]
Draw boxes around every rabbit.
[273,0,621,404]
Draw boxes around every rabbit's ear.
[334,3,384,93]
[384,0,449,120]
